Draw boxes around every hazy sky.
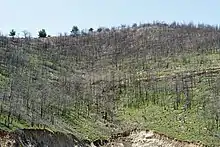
[1,0,219,37]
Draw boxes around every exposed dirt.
[0,130,16,147]
[102,130,202,147]
[0,129,204,147]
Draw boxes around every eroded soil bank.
[0,129,91,147]
[102,130,203,147]
[0,129,204,147]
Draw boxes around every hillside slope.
[1,22,220,146]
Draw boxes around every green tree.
[97,27,102,33]
[132,23,137,28]
[70,26,79,36]
[9,29,16,38]
[89,28,94,32]
[38,29,47,38]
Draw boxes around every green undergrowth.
[0,114,29,131]
[118,104,220,146]
[121,52,220,78]
[116,52,220,146]
[60,108,112,140]
[0,109,111,141]
[2,39,220,146]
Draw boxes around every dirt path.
[101,130,201,147]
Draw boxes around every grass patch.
[118,103,220,146]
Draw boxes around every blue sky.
[1,0,219,37]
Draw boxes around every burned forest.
[1,22,220,146]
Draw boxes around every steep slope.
[1,22,220,146]
[0,129,91,147]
